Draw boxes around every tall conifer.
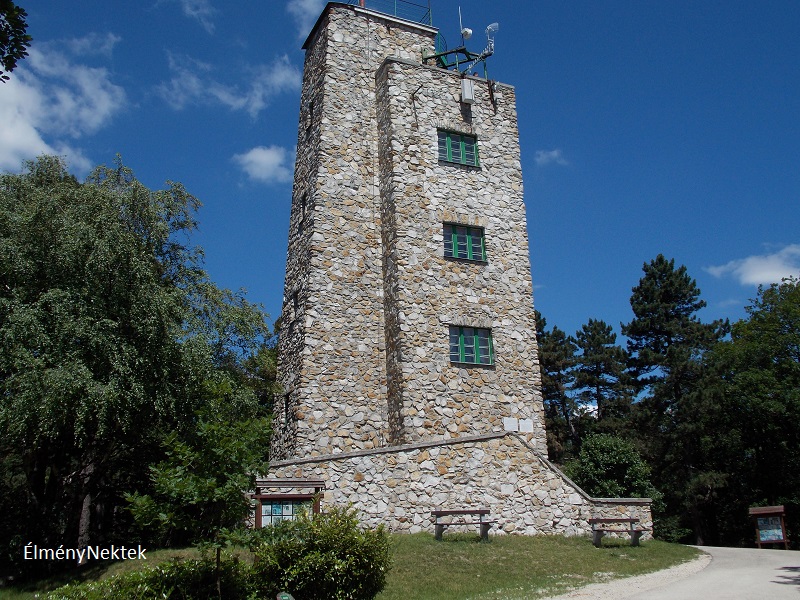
[622,254,728,541]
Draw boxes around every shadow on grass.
[0,548,200,599]
[433,533,491,544]
[2,561,112,598]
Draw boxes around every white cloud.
[64,32,122,58]
[157,54,300,118]
[534,148,569,167]
[706,244,800,286]
[232,145,293,184]
[168,0,217,33]
[287,0,326,38]
[155,54,212,110]
[0,38,125,172]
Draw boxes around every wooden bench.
[432,509,497,541]
[588,517,649,547]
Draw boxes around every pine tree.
[535,310,578,462]
[573,319,632,425]
[622,254,727,417]
[621,254,728,542]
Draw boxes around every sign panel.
[749,505,789,549]
[756,517,784,542]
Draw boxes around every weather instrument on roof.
[459,6,472,41]
[423,7,500,79]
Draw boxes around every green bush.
[564,433,660,500]
[46,507,391,600]
[45,557,253,600]
[252,506,391,600]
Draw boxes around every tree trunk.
[77,461,95,563]
[216,545,222,600]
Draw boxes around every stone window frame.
[282,393,292,430]
[292,190,315,237]
[298,193,307,232]
[449,325,494,366]
[305,99,314,137]
[437,129,479,167]
[443,223,486,262]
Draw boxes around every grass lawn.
[0,534,700,600]
[377,533,701,600]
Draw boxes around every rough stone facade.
[376,56,545,449]
[265,432,652,535]
[268,2,651,536]
[273,2,438,459]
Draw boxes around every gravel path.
[538,551,712,599]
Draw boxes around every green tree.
[707,278,800,545]
[622,255,727,433]
[240,342,280,415]
[535,310,579,462]
[621,254,728,542]
[127,388,270,598]
[573,319,632,427]
[0,156,272,575]
[564,433,660,501]
[127,397,270,547]
[0,0,32,82]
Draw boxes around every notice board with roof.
[749,505,789,549]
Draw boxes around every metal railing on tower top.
[343,0,433,26]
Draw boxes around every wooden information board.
[748,505,789,549]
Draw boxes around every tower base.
[258,432,652,536]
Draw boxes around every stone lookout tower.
[261,0,651,535]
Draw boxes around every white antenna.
[464,22,499,74]
[485,22,499,53]
[459,6,472,42]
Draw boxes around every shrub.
[45,557,253,600]
[564,433,660,500]
[251,506,391,600]
[46,507,391,600]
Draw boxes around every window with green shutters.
[444,224,486,261]
[437,130,479,166]
[449,326,494,365]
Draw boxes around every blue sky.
[3,0,799,340]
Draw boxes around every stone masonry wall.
[277,4,546,459]
[265,432,652,536]
[376,57,546,450]
[376,58,405,445]
[275,5,439,458]
[272,10,328,459]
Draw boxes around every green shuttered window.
[438,130,479,166]
[444,224,486,261]
[449,326,494,365]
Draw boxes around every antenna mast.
[422,9,499,78]
[458,6,472,45]
[463,22,498,74]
